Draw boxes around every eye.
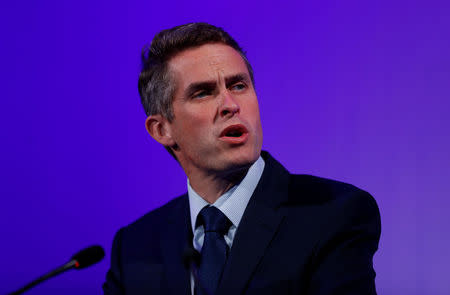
[230,82,246,91]
[192,90,211,99]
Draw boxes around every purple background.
[1,1,449,294]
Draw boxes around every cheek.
[246,100,262,125]
[174,111,211,140]
[189,106,215,127]
[248,101,263,142]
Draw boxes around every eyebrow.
[184,73,250,97]
[225,73,250,87]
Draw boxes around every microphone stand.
[8,260,77,295]
[8,245,104,295]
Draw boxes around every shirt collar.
[188,156,265,233]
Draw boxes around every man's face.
[166,43,263,175]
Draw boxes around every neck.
[187,166,250,204]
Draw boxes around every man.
[103,23,381,295]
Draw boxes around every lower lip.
[219,132,249,144]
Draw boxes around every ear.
[145,114,176,147]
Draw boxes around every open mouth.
[220,124,248,138]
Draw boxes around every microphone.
[70,245,105,269]
[8,245,105,295]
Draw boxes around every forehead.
[168,43,249,88]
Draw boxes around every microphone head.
[71,245,105,269]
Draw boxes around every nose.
[219,91,240,118]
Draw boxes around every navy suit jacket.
[103,151,381,294]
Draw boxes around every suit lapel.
[161,194,192,295]
[217,152,290,295]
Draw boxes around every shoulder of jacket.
[122,193,188,233]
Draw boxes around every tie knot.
[198,206,231,235]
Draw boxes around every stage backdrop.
[1,1,449,294]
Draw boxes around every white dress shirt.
[187,156,265,294]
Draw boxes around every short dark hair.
[138,22,255,121]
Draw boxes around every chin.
[224,146,260,170]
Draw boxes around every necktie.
[196,206,231,295]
